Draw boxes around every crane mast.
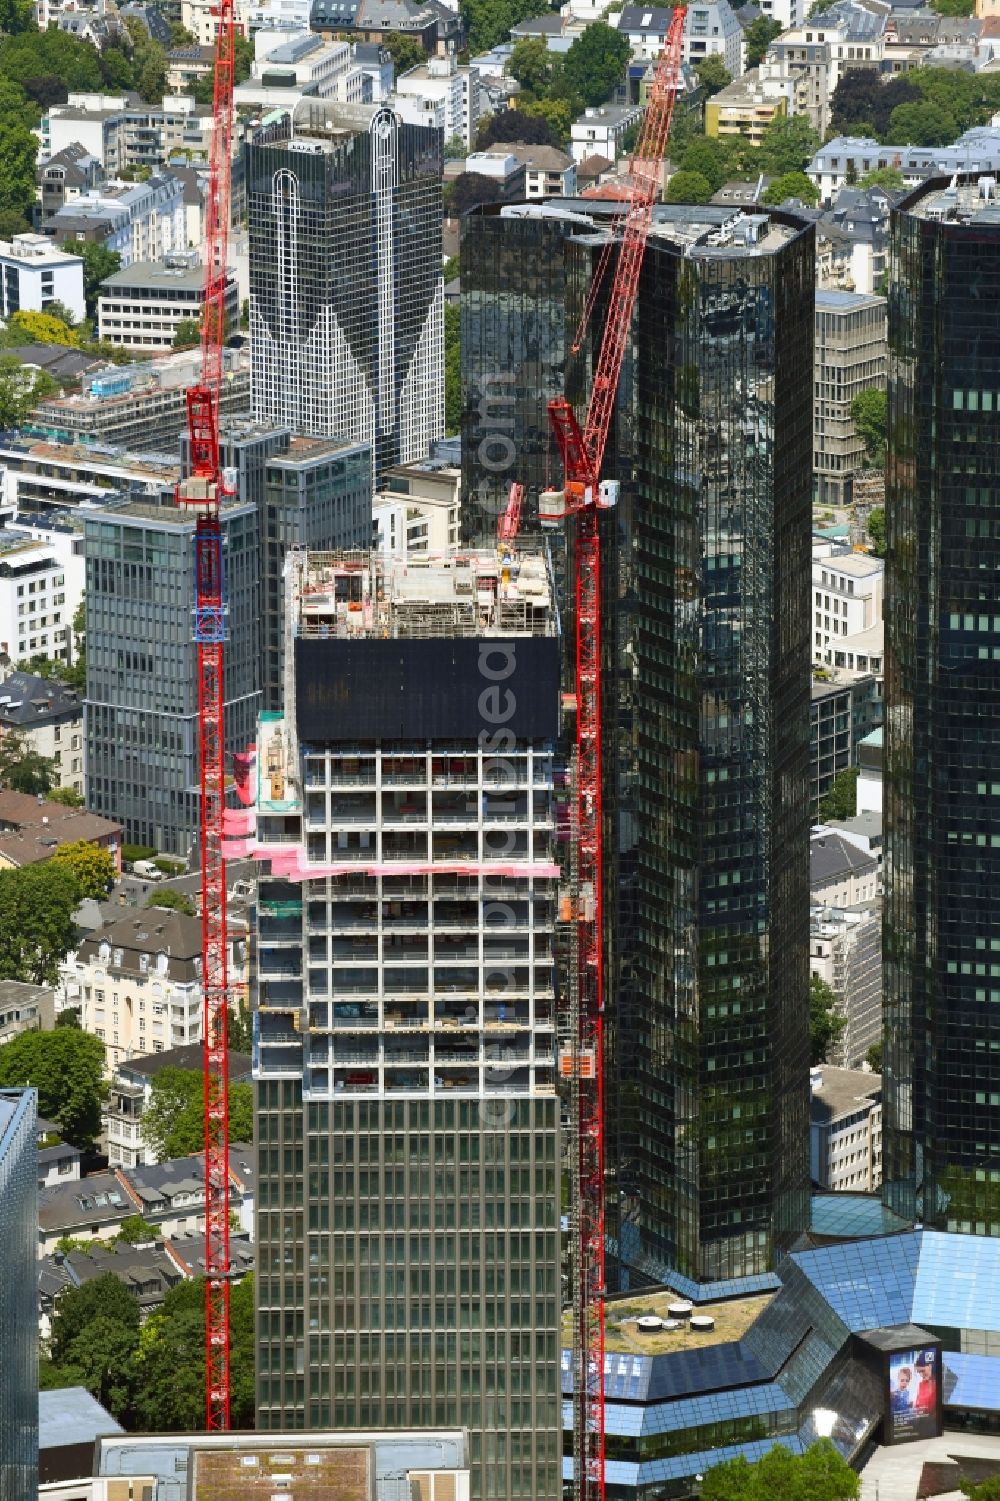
[541,12,687,1497]
[176,0,238,1432]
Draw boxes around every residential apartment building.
[246,103,443,481]
[0,673,84,797]
[570,103,643,164]
[372,455,460,559]
[482,143,576,198]
[83,491,259,857]
[0,981,55,1044]
[812,544,883,664]
[461,198,815,1288]
[0,789,120,873]
[810,903,882,1067]
[814,289,887,507]
[810,1066,882,1192]
[810,672,882,814]
[250,548,562,1499]
[96,252,239,351]
[808,126,1000,205]
[66,909,206,1067]
[0,536,73,667]
[0,1089,37,1501]
[682,0,745,75]
[37,144,104,223]
[811,829,878,908]
[0,234,85,325]
[42,95,212,180]
[46,176,186,268]
[705,68,791,149]
[31,347,251,454]
[394,55,483,147]
[104,1042,252,1167]
[166,44,216,94]
[0,437,178,521]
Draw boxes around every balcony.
[384,1001,432,1029]
[259,955,303,980]
[331,1001,379,1029]
[382,832,429,861]
[382,796,429,825]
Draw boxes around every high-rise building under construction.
[462,200,815,1288]
[245,102,444,481]
[251,548,563,1500]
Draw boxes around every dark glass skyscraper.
[884,176,1000,1235]
[246,102,443,481]
[462,201,814,1286]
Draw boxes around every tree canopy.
[0,728,57,795]
[459,0,549,55]
[172,318,203,351]
[0,861,80,987]
[665,169,713,205]
[446,172,503,217]
[51,841,115,901]
[759,114,820,175]
[562,22,631,109]
[0,79,42,234]
[145,889,195,916]
[810,974,848,1066]
[9,310,79,348]
[701,1439,860,1501]
[851,387,887,467]
[142,1067,254,1159]
[381,31,424,76]
[744,15,782,67]
[508,34,562,96]
[866,506,885,556]
[0,1026,106,1147]
[444,300,461,436]
[762,170,819,206]
[477,106,561,150]
[63,242,121,322]
[695,55,732,98]
[818,764,859,823]
[0,356,58,430]
[886,99,956,147]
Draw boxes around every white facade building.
[372,458,460,557]
[0,537,72,667]
[49,176,186,269]
[570,103,644,164]
[252,30,364,101]
[97,252,239,351]
[393,56,482,147]
[812,544,883,663]
[810,901,882,1067]
[0,235,85,325]
[810,828,879,906]
[181,0,252,43]
[810,1065,882,1192]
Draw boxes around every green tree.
[665,169,714,205]
[562,21,631,109]
[459,0,549,55]
[50,840,115,900]
[0,80,40,229]
[886,99,956,147]
[865,1041,883,1072]
[444,300,460,435]
[930,0,974,14]
[851,386,887,465]
[56,1006,81,1026]
[818,765,859,822]
[477,105,559,149]
[130,1276,206,1430]
[744,15,782,67]
[679,137,731,193]
[866,506,885,556]
[519,96,574,146]
[0,29,104,94]
[859,165,905,190]
[230,1271,255,1426]
[446,171,502,217]
[961,1477,1000,1500]
[228,998,253,1054]
[0,1026,106,1146]
[0,356,58,429]
[145,889,195,916]
[0,0,35,32]
[9,310,79,348]
[443,133,467,159]
[695,54,731,97]
[381,31,425,75]
[172,318,202,350]
[142,1067,253,1158]
[759,113,820,174]
[115,1214,159,1244]
[810,974,847,1064]
[46,1273,140,1423]
[47,787,85,808]
[62,242,121,322]
[702,1439,860,1501]
[762,170,819,206]
[509,34,562,96]
[0,729,56,794]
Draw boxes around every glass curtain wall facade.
[0,1089,37,1501]
[246,103,443,482]
[253,551,563,1500]
[84,496,260,857]
[884,176,1000,1234]
[460,202,813,1287]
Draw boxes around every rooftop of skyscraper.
[493,198,810,258]
[906,172,1000,224]
[290,547,557,639]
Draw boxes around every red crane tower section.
[541,11,686,1497]
[175,0,238,1433]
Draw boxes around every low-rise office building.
[96,251,239,351]
[814,290,887,507]
[810,1064,882,1192]
[812,543,883,663]
[810,671,881,814]
[0,234,85,325]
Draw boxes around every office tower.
[259,435,372,710]
[462,200,814,1286]
[813,289,887,507]
[84,489,260,857]
[246,102,444,480]
[253,548,562,1500]
[0,1088,38,1500]
[883,175,1000,1234]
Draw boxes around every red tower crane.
[175,0,238,1433]
[541,12,686,1497]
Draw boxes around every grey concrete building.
[813,289,887,507]
[252,548,562,1499]
[809,1064,882,1191]
[83,491,260,858]
[0,1088,37,1501]
[810,671,881,814]
[0,980,55,1044]
[810,901,882,1067]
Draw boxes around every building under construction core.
[249,548,563,1501]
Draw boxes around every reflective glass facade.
[0,1089,37,1501]
[884,177,1000,1234]
[460,203,814,1286]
